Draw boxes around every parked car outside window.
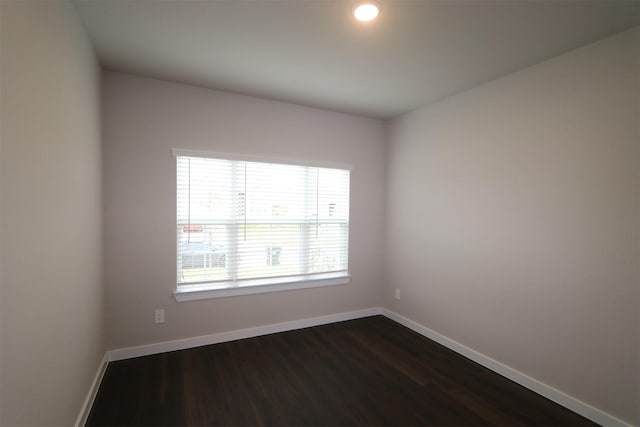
[180,242,226,269]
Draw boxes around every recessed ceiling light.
[353,1,381,22]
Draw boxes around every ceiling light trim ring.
[353,1,381,22]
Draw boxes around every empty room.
[1,0,639,426]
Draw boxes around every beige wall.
[0,1,104,425]
[386,28,640,425]
[102,72,386,349]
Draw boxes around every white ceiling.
[74,0,640,119]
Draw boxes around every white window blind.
[176,155,350,289]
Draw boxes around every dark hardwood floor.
[87,316,597,426]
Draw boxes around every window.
[174,151,350,300]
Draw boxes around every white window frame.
[172,149,352,302]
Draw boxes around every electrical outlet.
[155,308,165,324]
[395,288,401,300]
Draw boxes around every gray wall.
[0,1,104,425]
[102,72,386,349]
[385,28,639,425]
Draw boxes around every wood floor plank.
[87,316,598,426]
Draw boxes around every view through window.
[176,155,350,289]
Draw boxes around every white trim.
[381,309,633,427]
[75,352,108,427]
[108,307,382,361]
[174,273,351,302]
[171,148,353,171]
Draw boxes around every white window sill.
[173,272,351,302]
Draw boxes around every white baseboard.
[75,352,108,427]
[381,308,632,427]
[108,307,382,361]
